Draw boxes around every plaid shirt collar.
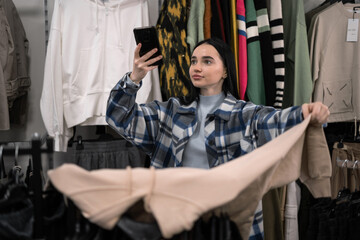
[177,93,237,121]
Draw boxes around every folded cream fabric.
[47,116,331,239]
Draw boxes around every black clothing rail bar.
[1,133,54,239]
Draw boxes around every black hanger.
[0,145,7,179]
[76,136,84,150]
[14,143,19,166]
[67,126,77,148]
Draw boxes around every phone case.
[133,26,163,66]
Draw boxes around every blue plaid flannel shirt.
[106,73,303,239]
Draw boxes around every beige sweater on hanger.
[48,116,332,239]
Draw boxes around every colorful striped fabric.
[230,0,239,89]
[236,0,247,100]
[269,0,285,108]
[254,0,276,107]
[244,0,266,105]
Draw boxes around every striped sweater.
[237,0,248,100]
[245,0,266,105]
[268,0,285,108]
[254,0,276,107]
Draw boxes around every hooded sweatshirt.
[40,0,161,151]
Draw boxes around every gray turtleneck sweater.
[182,92,225,169]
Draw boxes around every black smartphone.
[133,26,163,66]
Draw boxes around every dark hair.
[179,37,239,105]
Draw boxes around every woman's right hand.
[129,43,163,84]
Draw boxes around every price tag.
[347,19,359,42]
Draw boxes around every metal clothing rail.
[1,133,53,239]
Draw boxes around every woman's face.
[189,43,227,96]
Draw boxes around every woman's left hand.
[301,102,330,127]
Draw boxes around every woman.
[106,38,329,239]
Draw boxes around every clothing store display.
[299,120,360,240]
[2,0,344,240]
[0,0,30,129]
[156,0,192,100]
[257,0,285,232]
[310,2,360,123]
[244,0,266,105]
[330,141,360,199]
[40,0,161,152]
[48,115,331,240]
[107,73,303,168]
[281,0,312,108]
[254,0,276,107]
[107,72,303,239]
[236,0,248,100]
[279,1,314,238]
[186,0,205,53]
[262,2,287,234]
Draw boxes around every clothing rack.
[336,157,360,169]
[1,133,54,239]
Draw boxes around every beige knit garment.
[48,116,332,239]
